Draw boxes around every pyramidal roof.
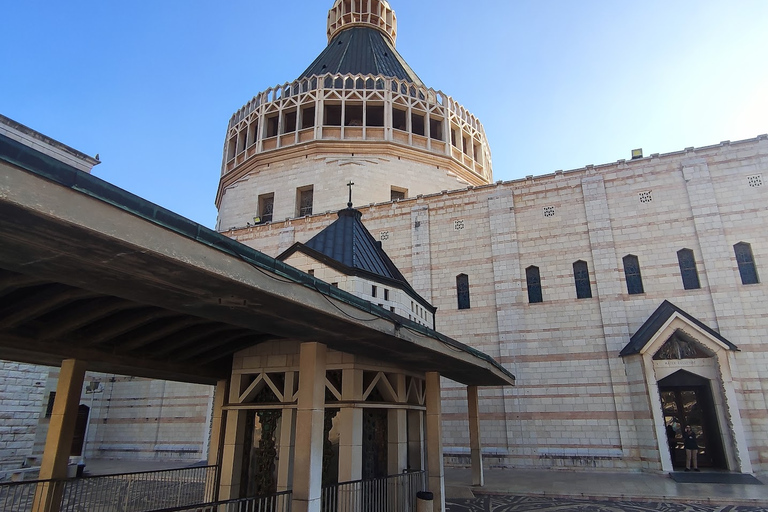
[278,208,433,311]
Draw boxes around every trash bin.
[416,491,433,512]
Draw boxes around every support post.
[467,385,484,487]
[277,372,297,492]
[218,377,248,500]
[338,369,363,482]
[425,372,445,512]
[33,359,87,512]
[206,379,228,501]
[388,374,408,475]
[292,342,327,512]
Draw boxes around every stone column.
[425,372,445,512]
[467,386,484,487]
[206,379,228,501]
[292,342,327,512]
[218,376,248,500]
[277,372,297,492]
[33,359,87,512]
[338,369,363,482]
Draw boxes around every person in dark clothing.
[683,425,699,471]
[666,423,677,463]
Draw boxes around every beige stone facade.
[222,135,768,472]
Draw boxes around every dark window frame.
[526,266,543,304]
[734,242,759,285]
[623,254,645,295]
[677,248,701,290]
[573,260,592,299]
[456,274,470,310]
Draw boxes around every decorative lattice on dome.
[327,0,397,44]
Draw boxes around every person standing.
[683,425,700,471]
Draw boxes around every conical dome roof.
[298,1,423,85]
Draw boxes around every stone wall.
[225,136,768,471]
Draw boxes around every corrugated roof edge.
[0,132,515,385]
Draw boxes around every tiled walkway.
[446,495,767,511]
[445,468,768,507]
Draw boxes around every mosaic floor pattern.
[446,495,767,512]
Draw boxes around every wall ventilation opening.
[748,175,763,188]
[543,206,555,218]
[639,190,653,203]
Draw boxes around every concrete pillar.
[33,359,87,512]
[218,378,248,500]
[425,372,445,512]
[292,342,327,512]
[388,374,408,475]
[407,410,425,471]
[206,379,228,501]
[338,369,363,482]
[277,372,297,492]
[467,386,484,487]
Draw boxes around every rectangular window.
[45,391,56,418]
[383,289,389,301]
[283,110,297,133]
[391,187,407,201]
[301,106,316,129]
[324,104,342,126]
[734,242,759,284]
[573,261,592,299]
[623,255,645,294]
[429,118,443,141]
[411,112,425,136]
[297,186,314,217]
[463,136,470,156]
[677,249,701,290]
[456,274,470,310]
[372,285,377,298]
[390,306,395,313]
[258,193,274,223]
[266,115,279,138]
[526,266,543,303]
[332,282,339,287]
[392,107,407,131]
[308,269,314,276]
[227,137,237,161]
[366,104,384,127]
[345,104,363,126]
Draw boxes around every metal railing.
[146,491,292,512]
[321,471,427,512]
[0,465,217,512]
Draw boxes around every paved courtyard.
[447,495,768,512]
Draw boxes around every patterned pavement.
[446,495,768,512]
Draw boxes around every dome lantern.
[327,0,397,45]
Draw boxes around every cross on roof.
[347,180,355,208]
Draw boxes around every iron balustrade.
[0,465,217,512]
[320,470,427,512]
[144,491,292,512]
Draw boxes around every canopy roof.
[0,130,514,387]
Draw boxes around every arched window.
[734,242,759,285]
[623,255,644,295]
[456,274,470,310]
[526,266,543,304]
[677,249,701,290]
[573,261,592,299]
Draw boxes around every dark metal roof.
[620,300,738,357]
[277,208,435,313]
[299,27,423,86]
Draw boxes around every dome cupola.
[327,0,397,45]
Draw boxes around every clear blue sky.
[2,0,767,228]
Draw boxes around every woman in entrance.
[683,425,700,471]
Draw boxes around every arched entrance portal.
[658,370,726,469]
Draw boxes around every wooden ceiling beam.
[79,308,179,347]
[150,324,240,357]
[116,317,212,353]
[38,297,142,341]
[0,284,97,330]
